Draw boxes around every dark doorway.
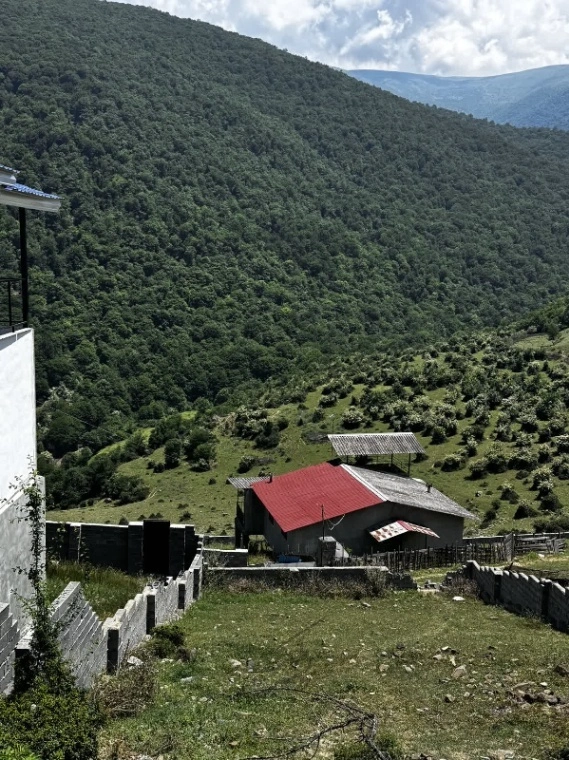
[143,519,170,575]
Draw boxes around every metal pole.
[19,207,29,325]
[7,281,12,328]
[321,504,325,565]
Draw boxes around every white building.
[0,164,60,691]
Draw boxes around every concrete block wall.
[147,578,180,630]
[52,583,107,689]
[46,520,199,577]
[203,548,248,567]
[105,591,148,673]
[177,567,195,611]
[190,550,204,600]
[548,582,569,632]
[15,583,107,690]
[500,570,543,617]
[7,552,205,689]
[462,561,569,632]
[0,604,19,694]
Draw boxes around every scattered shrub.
[513,501,538,519]
[164,437,182,469]
[312,408,325,423]
[534,515,569,532]
[441,453,464,472]
[481,500,500,527]
[148,622,187,660]
[237,455,256,473]
[532,466,553,490]
[0,684,102,760]
[341,407,364,429]
[469,458,489,479]
[93,651,156,719]
[540,492,562,512]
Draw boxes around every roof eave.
[0,190,61,213]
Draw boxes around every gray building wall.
[264,501,464,557]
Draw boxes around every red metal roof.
[252,462,382,533]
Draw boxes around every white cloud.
[405,0,569,75]
[109,0,569,76]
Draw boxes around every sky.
[111,0,569,77]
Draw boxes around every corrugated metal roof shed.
[227,475,271,490]
[252,463,381,533]
[343,465,476,520]
[328,433,424,457]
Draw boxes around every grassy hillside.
[49,317,569,537]
[348,65,569,129]
[101,590,569,759]
[4,0,569,461]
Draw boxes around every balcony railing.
[0,278,25,332]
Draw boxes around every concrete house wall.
[0,328,39,627]
[0,329,36,499]
[264,501,464,557]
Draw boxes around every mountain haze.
[347,66,569,130]
[3,0,569,457]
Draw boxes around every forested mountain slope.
[3,0,569,458]
[347,66,569,130]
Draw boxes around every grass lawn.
[46,561,147,620]
[511,550,569,579]
[101,590,569,759]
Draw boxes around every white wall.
[0,328,36,502]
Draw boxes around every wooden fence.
[513,535,566,555]
[335,532,566,572]
[339,542,510,572]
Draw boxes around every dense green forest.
[4,0,569,462]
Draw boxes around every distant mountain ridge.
[346,66,569,129]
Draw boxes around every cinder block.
[128,522,144,575]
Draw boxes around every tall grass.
[46,561,147,620]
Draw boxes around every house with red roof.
[230,462,476,558]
